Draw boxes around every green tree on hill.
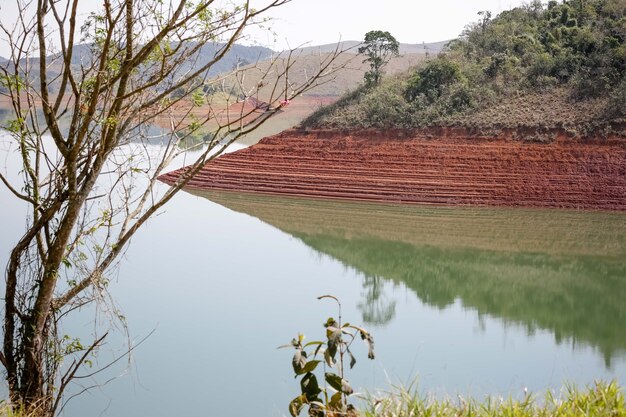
[358,30,400,86]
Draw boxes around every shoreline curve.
[159,128,626,211]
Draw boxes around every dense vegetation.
[303,0,626,133]
[365,381,626,417]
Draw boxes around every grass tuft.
[0,401,46,417]
[362,381,626,417]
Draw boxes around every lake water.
[1,137,626,417]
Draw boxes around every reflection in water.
[188,190,626,367]
[0,108,13,124]
[0,103,170,144]
[358,275,396,325]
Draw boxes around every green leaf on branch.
[300,360,321,374]
[292,349,307,375]
[360,330,375,360]
[312,343,324,358]
[325,318,341,365]
[329,392,343,410]
[300,372,322,400]
[191,88,205,106]
[324,348,336,367]
[325,373,353,395]
[347,348,357,369]
[289,394,307,417]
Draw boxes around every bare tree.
[0,0,344,414]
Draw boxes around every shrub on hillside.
[408,83,486,126]
[404,59,463,103]
[606,79,626,119]
[360,78,413,128]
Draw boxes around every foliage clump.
[302,0,626,133]
[282,295,375,417]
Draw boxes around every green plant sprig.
[279,295,375,417]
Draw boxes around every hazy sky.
[0,0,532,56]
[255,0,531,48]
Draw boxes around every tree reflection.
[357,275,396,325]
[192,190,626,366]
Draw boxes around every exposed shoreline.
[159,128,626,211]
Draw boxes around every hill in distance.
[172,42,274,76]
[0,42,274,94]
[290,40,450,56]
[158,40,443,141]
[213,46,432,100]
[201,40,446,102]
[1,37,439,98]
[64,42,274,75]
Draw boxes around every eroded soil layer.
[159,130,626,210]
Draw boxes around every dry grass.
[0,402,42,417]
[216,52,426,99]
[447,87,624,134]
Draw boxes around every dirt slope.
[159,129,626,210]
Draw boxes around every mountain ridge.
[286,40,450,56]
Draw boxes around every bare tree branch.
[0,0,345,414]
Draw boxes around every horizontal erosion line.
[182,186,622,209]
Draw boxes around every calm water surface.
[1,138,626,417]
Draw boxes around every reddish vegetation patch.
[159,129,626,210]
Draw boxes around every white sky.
[254,0,531,49]
[0,0,532,57]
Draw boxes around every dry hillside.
[213,51,426,99]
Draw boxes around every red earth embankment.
[159,129,626,210]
